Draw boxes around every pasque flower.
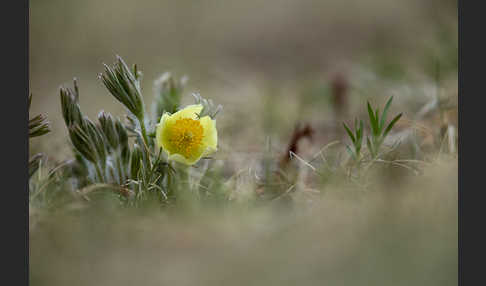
[156,104,217,165]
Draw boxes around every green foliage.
[57,55,223,206]
[130,143,143,180]
[61,78,133,185]
[29,153,43,179]
[343,118,364,161]
[99,56,145,120]
[127,150,168,204]
[29,94,51,138]
[50,56,410,212]
[29,94,51,179]
[99,56,152,151]
[29,115,51,138]
[29,94,74,212]
[365,96,402,159]
[342,96,402,165]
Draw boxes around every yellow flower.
[156,104,218,165]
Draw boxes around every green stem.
[140,119,150,147]
[138,116,152,166]
[116,155,124,185]
[94,163,105,183]
[174,163,193,205]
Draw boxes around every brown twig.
[280,123,314,168]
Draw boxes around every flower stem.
[138,116,152,166]
[94,163,105,183]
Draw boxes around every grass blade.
[383,113,403,138]
[343,122,356,143]
[367,102,380,136]
[380,96,394,130]
[358,120,364,141]
[366,137,374,157]
[345,145,356,160]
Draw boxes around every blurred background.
[30,0,457,163]
[30,1,457,285]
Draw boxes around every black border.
[459,0,484,285]
[3,0,29,284]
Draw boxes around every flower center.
[169,118,204,158]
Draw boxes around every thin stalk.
[94,162,105,183]
[140,119,150,148]
[138,117,152,166]
[116,155,124,185]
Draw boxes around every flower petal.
[169,104,203,121]
[156,113,170,150]
[167,152,204,166]
[155,104,217,166]
[199,115,218,157]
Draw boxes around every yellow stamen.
[168,118,204,158]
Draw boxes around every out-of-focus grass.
[30,158,457,286]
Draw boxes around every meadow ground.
[30,158,457,286]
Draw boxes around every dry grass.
[30,157,457,286]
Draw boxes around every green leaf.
[345,145,356,160]
[355,143,362,155]
[60,80,83,127]
[367,102,379,136]
[85,119,107,164]
[29,154,43,179]
[366,137,375,157]
[343,122,356,143]
[383,113,403,138]
[98,111,118,150]
[367,101,376,123]
[380,96,394,130]
[130,144,142,180]
[100,56,145,120]
[68,125,97,163]
[29,114,51,138]
[28,94,51,138]
[358,120,364,141]
[375,108,380,130]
